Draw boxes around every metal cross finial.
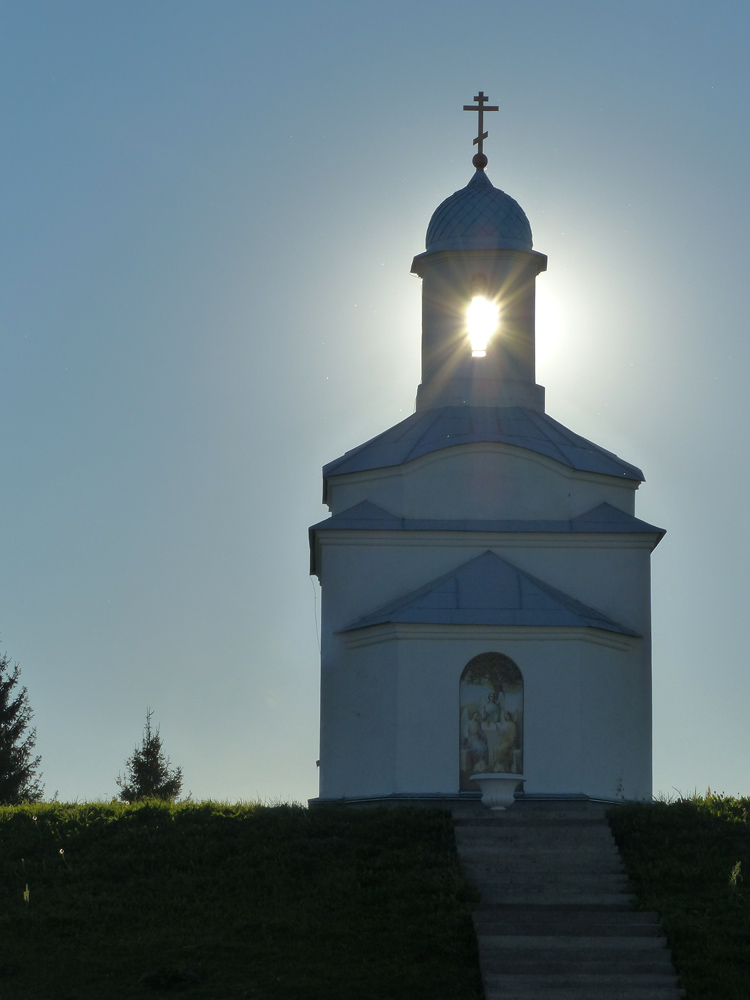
[463,91,498,168]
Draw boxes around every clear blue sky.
[1,1,748,802]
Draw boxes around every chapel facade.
[310,95,664,804]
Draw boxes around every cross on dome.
[463,90,498,169]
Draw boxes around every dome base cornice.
[411,246,547,279]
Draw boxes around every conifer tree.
[116,709,183,802]
[0,652,43,804]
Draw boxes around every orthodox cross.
[463,91,498,165]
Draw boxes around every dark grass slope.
[609,795,750,1000]
[0,802,482,1000]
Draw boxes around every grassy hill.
[0,801,482,1000]
[2,795,749,999]
[608,794,750,999]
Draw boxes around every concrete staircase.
[452,801,684,1000]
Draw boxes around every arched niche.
[459,652,524,791]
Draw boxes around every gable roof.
[339,550,640,636]
[323,407,643,501]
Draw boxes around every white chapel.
[310,94,664,805]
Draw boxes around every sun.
[467,296,499,357]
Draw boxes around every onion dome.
[425,168,533,253]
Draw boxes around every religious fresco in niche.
[459,652,524,791]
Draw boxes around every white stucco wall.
[315,446,657,803]
[326,443,639,520]
[318,625,650,801]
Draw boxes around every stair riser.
[483,973,682,985]
[461,853,624,865]
[480,960,677,975]
[475,907,660,921]
[475,923,664,937]
[482,988,684,1000]
[458,845,623,857]
[455,827,616,845]
[479,935,668,951]
[479,892,634,905]
[464,866,627,880]
[472,877,629,890]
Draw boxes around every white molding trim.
[317,531,659,552]
[341,623,639,652]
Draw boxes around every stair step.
[458,837,618,850]
[481,955,673,968]
[478,889,634,906]
[456,824,615,835]
[481,957,676,975]
[475,903,658,915]
[465,863,627,878]
[479,933,668,950]
[482,975,685,1000]
[475,917,664,937]
[459,849,624,865]
[466,872,628,900]
[459,846,619,857]
[453,809,611,824]
[456,818,615,825]
[453,807,683,1000]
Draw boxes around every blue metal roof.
[323,407,644,496]
[309,501,665,575]
[312,500,663,535]
[425,169,533,253]
[338,550,640,636]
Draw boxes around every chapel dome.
[425,168,533,253]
